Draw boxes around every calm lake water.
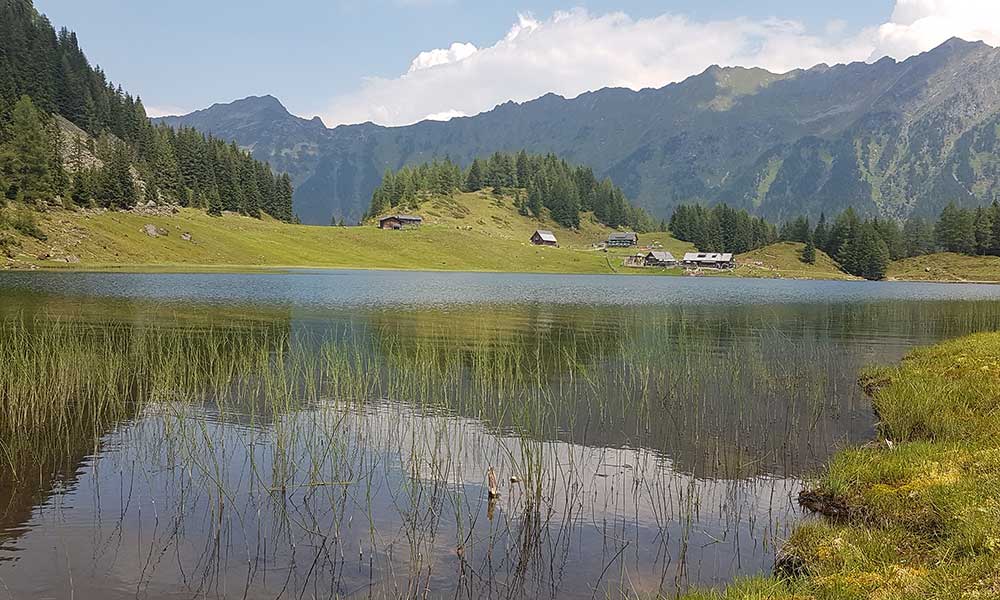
[2,270,1000,599]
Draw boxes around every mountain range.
[155,38,1000,226]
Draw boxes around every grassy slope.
[735,242,858,281]
[2,192,696,273]
[682,332,1000,599]
[888,253,1000,283]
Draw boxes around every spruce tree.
[515,150,529,188]
[802,239,816,264]
[276,174,294,221]
[526,177,544,217]
[813,213,828,251]
[935,202,976,254]
[101,143,136,209]
[1,95,57,203]
[990,201,1000,256]
[973,207,993,255]
[903,216,935,257]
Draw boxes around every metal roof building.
[531,230,558,246]
[682,252,735,268]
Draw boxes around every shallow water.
[2,271,1000,599]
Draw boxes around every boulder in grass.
[142,224,168,238]
[181,232,192,242]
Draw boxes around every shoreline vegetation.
[680,331,1000,599]
[2,198,999,283]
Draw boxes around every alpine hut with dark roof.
[607,232,638,247]
[378,215,423,230]
[530,230,558,246]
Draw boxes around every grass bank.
[735,242,857,281]
[683,332,1000,599]
[0,192,696,274]
[888,253,1000,283]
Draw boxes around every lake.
[2,270,1000,599]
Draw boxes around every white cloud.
[872,0,1000,59]
[319,1,1000,128]
[424,109,468,121]
[144,104,191,118]
[408,42,478,73]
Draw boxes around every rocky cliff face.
[155,39,1000,225]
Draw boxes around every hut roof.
[608,232,638,242]
[683,252,733,263]
[380,214,423,223]
[534,230,558,242]
[647,251,676,262]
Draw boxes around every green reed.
[0,304,911,598]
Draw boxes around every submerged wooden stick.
[487,466,500,499]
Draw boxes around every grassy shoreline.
[2,203,998,283]
[683,332,1000,599]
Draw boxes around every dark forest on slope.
[0,0,293,220]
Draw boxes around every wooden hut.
[378,215,423,230]
[531,230,558,246]
[644,251,677,267]
[607,232,638,247]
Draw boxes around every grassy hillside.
[735,242,858,281]
[1,191,696,273]
[888,252,1000,283]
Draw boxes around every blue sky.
[31,1,998,126]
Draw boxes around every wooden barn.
[531,230,558,246]
[645,251,677,267]
[378,215,423,230]
[607,232,638,247]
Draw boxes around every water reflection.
[1,273,1000,598]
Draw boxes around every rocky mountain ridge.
[155,38,1000,225]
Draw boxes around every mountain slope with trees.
[367,152,657,232]
[158,39,1000,226]
[0,0,293,223]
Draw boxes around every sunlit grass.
[678,332,1000,599]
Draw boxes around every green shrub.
[0,207,47,241]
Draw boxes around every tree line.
[777,202,1000,279]
[0,0,293,220]
[367,151,657,232]
[668,204,778,255]
[670,201,1000,281]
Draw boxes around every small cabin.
[607,232,638,247]
[682,252,735,269]
[531,230,558,246]
[645,251,677,267]
[378,214,423,230]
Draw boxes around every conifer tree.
[802,238,817,264]
[990,201,1000,256]
[464,158,484,192]
[100,143,136,209]
[515,150,530,188]
[973,206,993,255]
[813,213,828,251]
[935,202,976,254]
[527,177,544,217]
[903,216,936,257]
[1,95,57,202]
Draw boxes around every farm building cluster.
[624,251,735,270]
[375,219,734,271]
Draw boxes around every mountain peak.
[929,36,990,55]
[223,94,290,114]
